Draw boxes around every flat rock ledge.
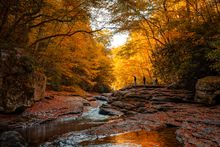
[0,91,93,129]
[42,87,220,147]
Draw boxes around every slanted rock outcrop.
[0,72,46,113]
[0,53,46,113]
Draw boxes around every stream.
[15,101,182,147]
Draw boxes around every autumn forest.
[1,0,219,92]
[0,0,220,146]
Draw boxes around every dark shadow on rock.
[14,106,26,114]
[0,131,27,147]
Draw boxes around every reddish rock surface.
[0,91,97,129]
[1,87,220,147]
[40,86,220,147]
[97,86,220,147]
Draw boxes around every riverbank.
[0,91,98,130]
[1,87,220,146]
[42,86,220,147]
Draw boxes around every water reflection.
[16,100,108,147]
[81,128,182,147]
[17,120,101,147]
[13,100,181,147]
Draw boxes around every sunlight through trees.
[1,0,219,91]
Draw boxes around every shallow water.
[81,128,182,147]
[16,101,109,147]
[16,119,103,147]
[14,100,181,147]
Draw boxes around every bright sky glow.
[110,33,129,48]
[90,7,129,49]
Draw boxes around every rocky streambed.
[0,86,220,147]
[97,86,220,147]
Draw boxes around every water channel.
[14,101,182,147]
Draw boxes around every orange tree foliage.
[112,31,153,89]
[31,0,114,92]
[0,0,113,92]
[109,0,220,89]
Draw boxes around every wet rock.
[134,102,146,107]
[101,93,112,97]
[108,96,118,103]
[151,96,183,103]
[155,105,174,112]
[96,86,220,146]
[93,96,109,101]
[124,93,152,99]
[41,114,166,146]
[100,103,111,108]
[40,131,98,147]
[40,86,220,147]
[2,85,219,147]
[195,76,220,105]
[99,107,124,116]
[137,107,149,113]
[126,110,137,115]
[0,131,27,147]
[40,100,220,147]
[111,101,135,110]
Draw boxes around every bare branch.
[29,3,87,29]
[29,28,104,47]
[30,17,74,28]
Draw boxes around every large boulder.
[0,53,46,113]
[0,131,27,147]
[195,76,220,105]
[0,72,46,113]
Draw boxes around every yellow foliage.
[112,31,154,89]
